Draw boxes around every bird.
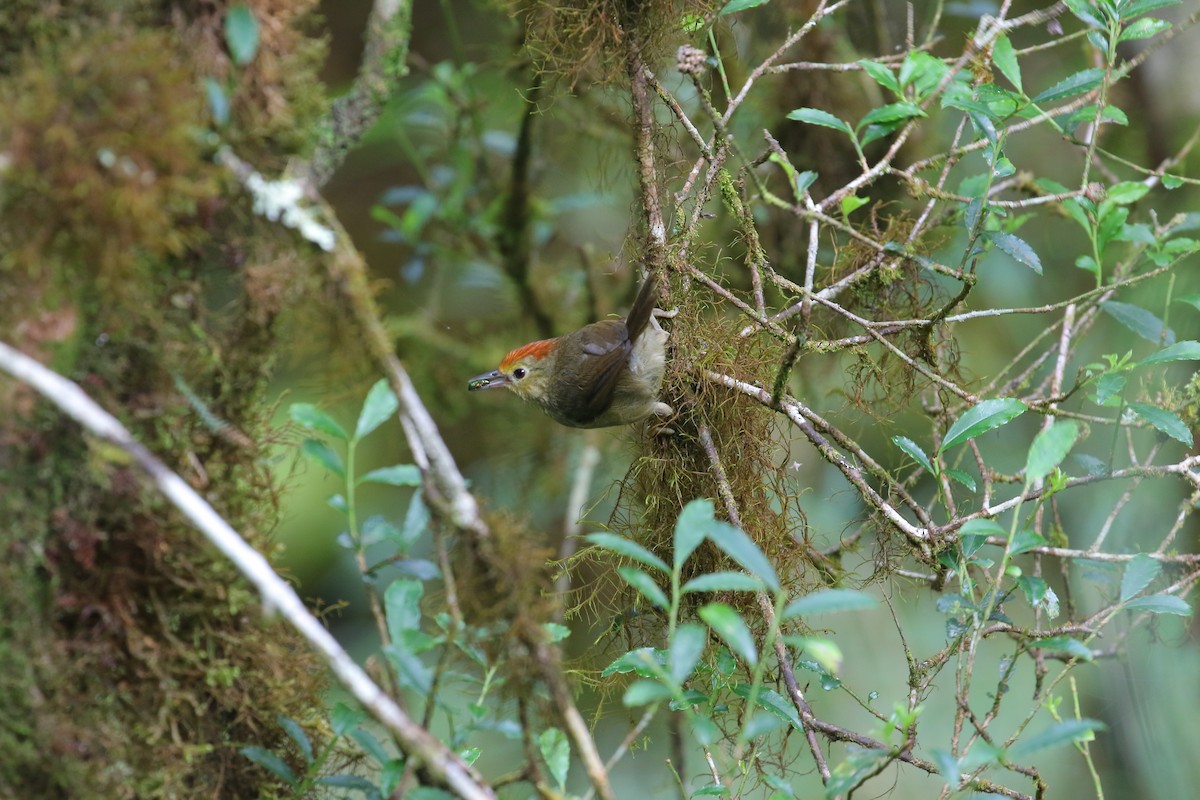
[467,274,673,428]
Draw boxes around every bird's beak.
[467,369,509,391]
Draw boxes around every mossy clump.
[578,278,817,639]
[501,0,722,85]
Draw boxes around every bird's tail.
[624,270,661,342]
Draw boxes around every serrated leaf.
[944,469,977,492]
[538,728,570,789]
[618,566,670,610]
[1025,420,1080,484]
[241,746,297,784]
[225,4,260,66]
[1032,636,1094,661]
[892,435,934,473]
[1120,18,1171,42]
[858,60,900,94]
[992,34,1022,92]
[290,403,348,439]
[940,398,1028,452]
[1032,68,1105,105]
[705,520,780,591]
[1093,372,1126,405]
[669,624,708,684]
[1119,0,1181,20]
[301,438,345,477]
[1138,340,1200,366]
[675,498,714,570]
[1124,593,1193,615]
[360,464,422,486]
[786,107,853,135]
[782,589,877,618]
[623,678,673,706]
[1120,553,1161,602]
[682,571,765,593]
[733,685,803,728]
[699,603,758,666]
[585,533,669,574]
[1128,403,1193,446]
[1065,0,1104,27]
[356,379,400,440]
[1010,719,1106,759]
[986,231,1042,274]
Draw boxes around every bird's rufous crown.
[499,338,557,371]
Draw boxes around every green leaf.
[1105,181,1150,205]
[782,589,877,619]
[705,521,780,591]
[783,636,843,675]
[841,194,869,218]
[1120,17,1172,42]
[699,603,758,666]
[1009,719,1105,759]
[360,464,422,486]
[719,0,771,14]
[602,647,667,678]
[1120,553,1161,602]
[1099,299,1171,345]
[932,748,961,789]
[585,533,670,574]
[732,685,803,729]
[543,622,571,642]
[669,624,708,684]
[356,379,400,440]
[857,102,926,130]
[693,784,731,796]
[1065,0,1104,27]
[1119,0,1181,21]
[538,728,570,789]
[1093,372,1126,406]
[1138,340,1200,366]
[986,231,1042,274]
[944,469,977,492]
[277,715,313,763]
[224,4,260,66]
[623,678,673,706]
[1174,294,1200,311]
[1124,593,1193,615]
[675,498,714,570]
[682,571,765,593]
[1008,529,1047,556]
[618,566,670,611]
[892,435,934,473]
[961,518,1004,557]
[1128,403,1193,446]
[241,746,297,784]
[301,438,345,477]
[940,398,1028,452]
[290,403,348,439]
[385,579,424,646]
[204,77,229,127]
[1025,420,1080,484]
[350,727,391,765]
[1032,68,1105,105]
[331,702,367,737]
[992,34,1022,92]
[857,60,900,94]
[786,107,853,135]
[1032,636,1094,661]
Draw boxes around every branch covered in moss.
[0,341,496,800]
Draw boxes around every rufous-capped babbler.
[467,274,673,428]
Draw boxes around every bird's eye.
[513,367,528,380]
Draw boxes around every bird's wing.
[575,319,632,422]
[623,272,660,343]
